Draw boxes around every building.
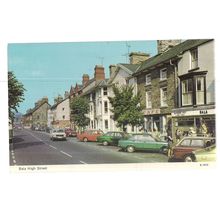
[23,97,50,129]
[171,39,215,138]
[134,39,215,140]
[49,94,71,129]
[107,52,150,132]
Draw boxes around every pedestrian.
[175,129,182,143]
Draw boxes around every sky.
[8,41,157,114]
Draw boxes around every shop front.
[143,109,170,135]
[172,106,215,142]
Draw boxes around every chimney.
[94,65,105,81]
[54,95,63,104]
[64,91,70,99]
[82,74,90,86]
[109,65,117,77]
[41,96,48,103]
[129,52,151,64]
[157,40,181,54]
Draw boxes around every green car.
[97,131,127,146]
[118,134,168,153]
[192,145,216,162]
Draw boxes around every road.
[10,129,168,166]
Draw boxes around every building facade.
[172,39,215,138]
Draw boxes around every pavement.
[10,129,168,166]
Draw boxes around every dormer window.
[160,68,167,81]
[191,48,198,69]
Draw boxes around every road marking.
[13,159,16,164]
[79,160,87,164]
[60,151,72,158]
[48,145,57,149]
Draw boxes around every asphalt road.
[10,129,168,166]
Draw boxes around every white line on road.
[13,159,16,164]
[60,151,72,158]
[48,145,57,149]
[79,160,87,164]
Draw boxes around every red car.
[168,136,215,162]
[77,130,104,142]
[65,128,77,137]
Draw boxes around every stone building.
[23,97,50,129]
[134,39,215,140]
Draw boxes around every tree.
[108,84,144,132]
[8,71,26,118]
[70,96,90,132]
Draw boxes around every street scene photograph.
[8,39,216,167]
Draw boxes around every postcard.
[8,39,216,172]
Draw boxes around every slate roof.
[81,79,109,96]
[24,101,50,116]
[134,39,213,75]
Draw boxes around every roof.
[134,39,213,75]
[81,79,109,96]
[24,101,50,116]
[50,97,69,110]
[108,63,140,84]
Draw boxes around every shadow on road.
[12,136,25,144]
[12,141,44,150]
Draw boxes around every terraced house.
[23,97,50,130]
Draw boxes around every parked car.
[77,130,104,142]
[50,129,66,141]
[118,134,169,153]
[192,144,216,162]
[97,131,128,146]
[168,136,215,162]
[65,128,77,137]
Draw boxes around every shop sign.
[143,109,161,115]
[172,108,215,117]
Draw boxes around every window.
[181,76,205,106]
[104,101,108,113]
[191,49,198,69]
[91,120,94,129]
[160,87,167,107]
[62,115,65,119]
[160,68,167,81]
[146,74,151,85]
[103,87,108,96]
[191,139,204,147]
[196,77,205,105]
[146,91,152,108]
[182,79,193,106]
[90,105,93,112]
[105,120,109,129]
[62,107,65,111]
[179,139,191,146]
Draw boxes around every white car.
[50,129,66,141]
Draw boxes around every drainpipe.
[169,58,178,141]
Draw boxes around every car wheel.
[127,145,135,153]
[103,141,108,146]
[184,155,194,162]
[160,146,168,155]
[83,137,88,142]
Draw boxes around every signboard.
[171,108,215,117]
[143,109,161,115]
